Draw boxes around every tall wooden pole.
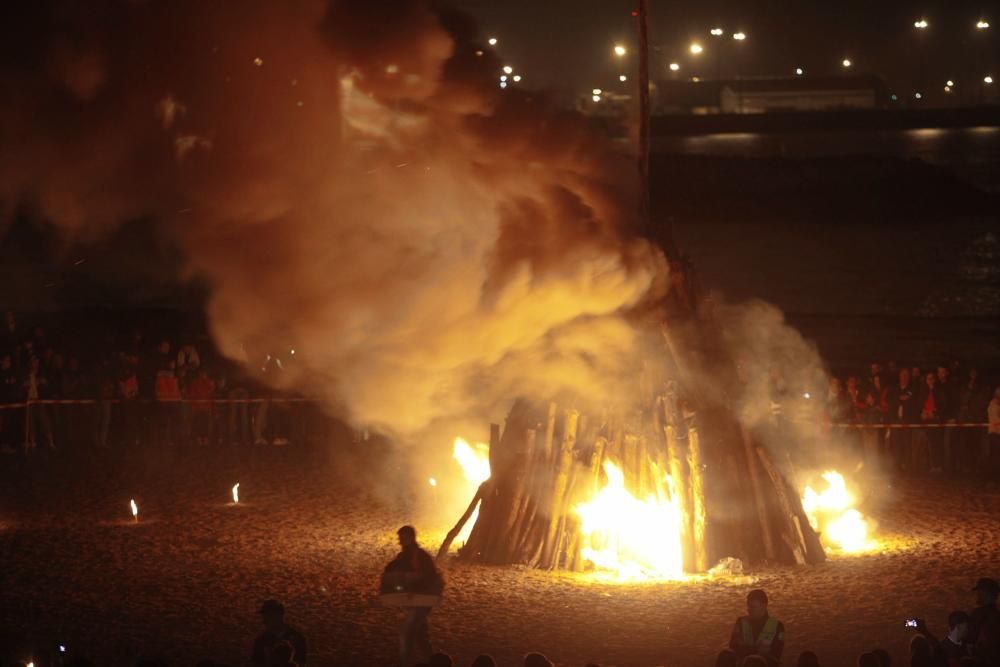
[636,0,651,233]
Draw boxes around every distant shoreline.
[619,107,1000,137]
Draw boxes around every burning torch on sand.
[232,483,240,504]
[130,498,138,523]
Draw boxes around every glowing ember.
[232,483,240,504]
[130,498,138,521]
[802,471,871,552]
[575,462,685,581]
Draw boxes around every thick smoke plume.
[0,0,666,442]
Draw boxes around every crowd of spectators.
[766,361,1000,474]
[0,310,307,455]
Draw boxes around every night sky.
[453,0,998,102]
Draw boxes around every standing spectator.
[95,358,116,450]
[176,341,201,383]
[968,578,1000,667]
[826,377,849,424]
[0,353,20,453]
[988,387,1000,472]
[936,367,959,472]
[154,360,182,447]
[119,356,140,448]
[185,368,216,447]
[919,372,944,472]
[861,389,885,468]
[24,355,55,451]
[887,368,917,470]
[957,368,988,472]
[226,368,251,447]
[251,600,307,667]
[867,362,884,392]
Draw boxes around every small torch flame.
[130,498,138,522]
[232,483,240,504]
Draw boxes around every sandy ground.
[0,440,998,667]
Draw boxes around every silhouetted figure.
[524,653,554,667]
[269,640,299,667]
[912,635,935,667]
[873,648,892,667]
[716,649,739,667]
[742,656,768,667]
[969,578,1000,667]
[470,656,497,667]
[429,653,453,667]
[797,651,820,667]
[730,590,785,663]
[860,653,881,667]
[252,600,307,666]
[383,525,443,667]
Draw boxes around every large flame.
[802,471,872,553]
[452,437,491,543]
[575,462,685,581]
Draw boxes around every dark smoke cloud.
[0,0,666,442]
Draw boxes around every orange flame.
[802,470,872,552]
[575,462,686,581]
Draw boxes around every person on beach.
[730,589,786,664]
[252,599,307,666]
[969,578,1000,667]
[383,525,444,667]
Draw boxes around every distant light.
[669,62,681,72]
[946,80,955,87]
[500,75,507,82]
[710,28,724,36]
[691,76,701,82]
[976,20,991,30]
[502,65,513,74]
[592,88,603,95]
[475,50,484,57]
[499,81,507,89]
[803,392,811,400]
[732,32,747,41]
[253,57,263,67]
[614,45,627,57]
[290,349,296,355]
[795,67,804,76]
[690,42,704,55]
[914,92,923,99]
[429,477,437,487]
[385,64,399,74]
[914,19,929,29]
[986,75,995,84]
[842,58,853,68]
[619,74,627,82]
[944,86,952,93]
[592,94,601,102]
[890,93,898,101]
[488,37,498,46]
[512,74,522,82]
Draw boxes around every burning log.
[449,394,824,577]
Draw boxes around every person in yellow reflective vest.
[729,589,786,663]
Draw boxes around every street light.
[914,19,928,29]
[690,42,703,55]
[593,88,603,95]
[732,32,747,41]
[976,20,990,30]
[619,74,627,82]
[986,76,995,84]
[488,37,498,46]
[592,94,601,102]
[512,75,522,82]
[710,28,724,36]
[842,58,852,68]
[614,44,627,57]
[795,67,804,76]
[946,79,955,87]
[502,65,513,74]
[669,62,681,71]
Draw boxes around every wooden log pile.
[438,396,825,573]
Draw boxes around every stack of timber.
[438,397,824,573]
